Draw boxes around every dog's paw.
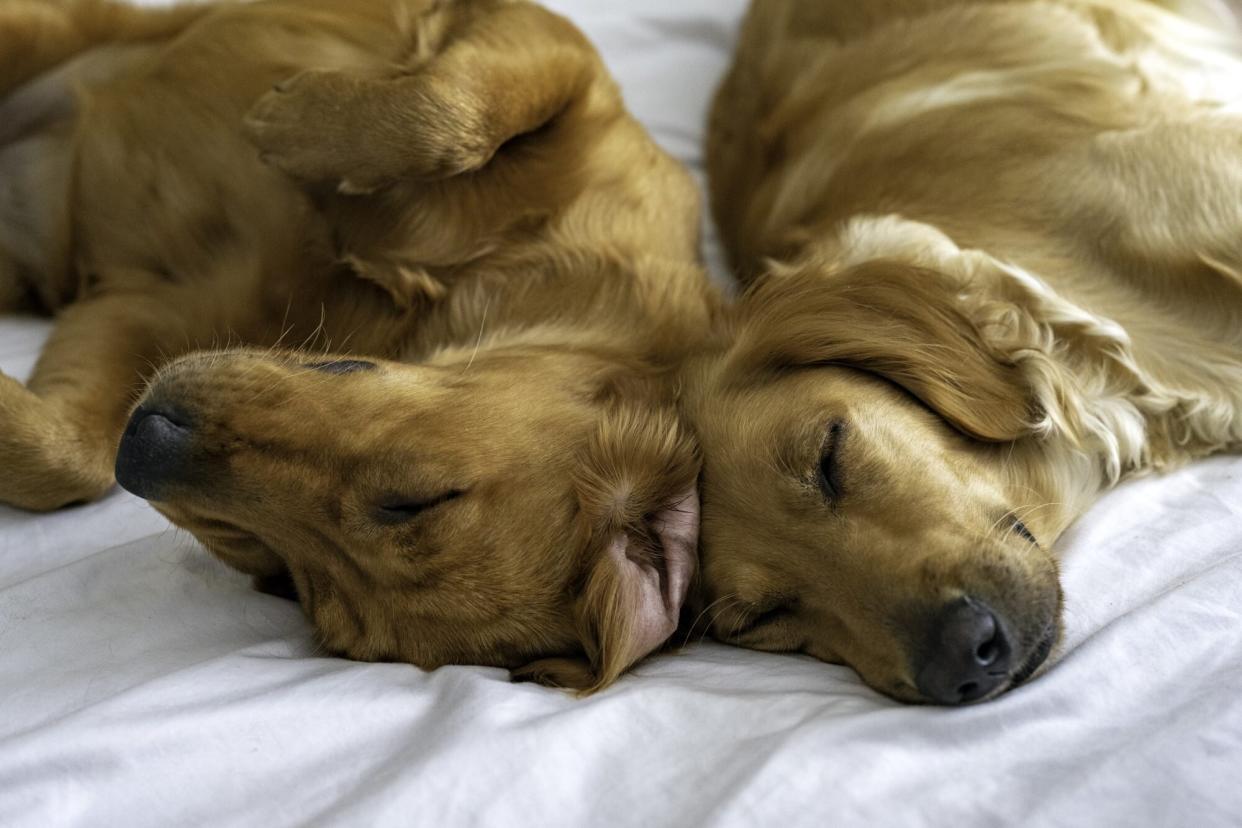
[244,70,494,191]
[244,70,392,193]
[0,371,113,511]
[376,73,497,180]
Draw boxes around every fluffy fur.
[685,0,1242,703]
[0,0,717,690]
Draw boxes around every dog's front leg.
[0,289,204,510]
[243,1,603,193]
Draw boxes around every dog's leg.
[243,1,603,193]
[0,1,92,97]
[0,288,204,510]
[0,0,211,98]
[1,2,210,318]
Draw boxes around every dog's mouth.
[1010,621,1059,687]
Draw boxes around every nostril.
[975,637,1000,667]
[134,411,188,440]
[124,404,191,437]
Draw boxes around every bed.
[2,1,1240,825]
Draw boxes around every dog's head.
[115,344,699,693]
[684,256,1066,704]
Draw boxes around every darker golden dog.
[685,0,1242,703]
[0,0,716,691]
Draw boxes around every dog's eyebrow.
[304,360,377,375]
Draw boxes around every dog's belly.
[0,43,162,309]
[0,132,67,300]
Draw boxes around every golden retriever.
[0,0,716,691]
[685,0,1242,704]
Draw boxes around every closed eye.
[304,359,376,375]
[732,600,795,638]
[817,419,847,500]
[1011,518,1039,545]
[376,490,465,524]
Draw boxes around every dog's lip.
[1010,622,1058,688]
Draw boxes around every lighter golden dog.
[0,0,717,691]
[686,0,1242,704]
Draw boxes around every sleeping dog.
[686,0,1242,704]
[0,0,715,692]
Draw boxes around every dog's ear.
[727,260,1038,442]
[512,406,700,694]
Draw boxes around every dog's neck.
[395,249,720,368]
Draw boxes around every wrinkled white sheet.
[2,2,1240,826]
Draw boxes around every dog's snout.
[915,596,1012,705]
[115,403,196,501]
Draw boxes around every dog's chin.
[159,506,292,582]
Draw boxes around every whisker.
[462,297,492,374]
[681,592,740,647]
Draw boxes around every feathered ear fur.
[726,260,1039,441]
[512,404,700,694]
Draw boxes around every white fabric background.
[2,2,1240,826]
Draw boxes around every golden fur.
[685,0,1242,703]
[0,0,717,691]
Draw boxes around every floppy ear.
[727,260,1039,441]
[512,406,700,694]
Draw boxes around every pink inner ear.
[606,485,701,665]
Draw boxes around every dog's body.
[1,0,714,690]
[688,0,1242,703]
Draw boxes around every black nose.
[915,596,1012,704]
[114,403,196,500]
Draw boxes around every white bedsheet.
[2,2,1240,826]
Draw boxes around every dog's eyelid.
[816,419,847,500]
[375,489,466,523]
[736,597,797,636]
[1009,515,1039,545]
[304,359,377,375]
